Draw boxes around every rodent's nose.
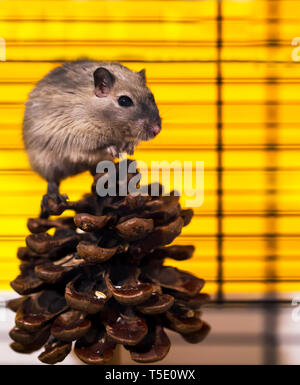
[151,124,161,136]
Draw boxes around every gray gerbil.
[22,60,161,216]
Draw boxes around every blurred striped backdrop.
[0,0,300,299]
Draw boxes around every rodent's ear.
[138,69,146,84]
[93,67,115,97]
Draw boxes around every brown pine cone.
[8,160,210,364]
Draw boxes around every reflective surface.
[1,291,299,365]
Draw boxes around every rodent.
[22,60,162,216]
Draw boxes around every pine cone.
[8,161,210,364]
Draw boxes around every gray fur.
[23,60,161,183]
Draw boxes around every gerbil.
[23,60,161,216]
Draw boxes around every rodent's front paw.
[121,143,135,155]
[106,143,135,157]
[106,145,119,158]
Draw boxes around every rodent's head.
[88,64,161,152]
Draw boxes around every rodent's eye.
[118,95,134,107]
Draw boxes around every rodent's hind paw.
[41,193,69,217]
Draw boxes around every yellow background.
[0,0,299,298]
